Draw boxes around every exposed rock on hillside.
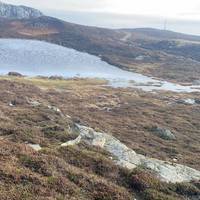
[62,125,200,183]
[0,1,43,19]
[151,127,176,140]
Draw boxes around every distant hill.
[124,28,200,42]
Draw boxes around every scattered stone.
[7,72,23,77]
[8,102,14,107]
[176,99,196,105]
[48,105,61,113]
[28,144,42,151]
[102,107,112,112]
[27,99,41,107]
[9,99,19,107]
[61,135,82,147]
[60,125,200,183]
[151,127,176,140]
[135,55,145,61]
[66,115,72,119]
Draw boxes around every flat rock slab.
[62,124,200,183]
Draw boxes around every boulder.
[48,105,61,113]
[151,127,176,140]
[61,124,200,183]
[176,99,196,105]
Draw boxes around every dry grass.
[0,76,200,169]
[0,76,199,199]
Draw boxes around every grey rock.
[151,127,176,140]
[61,125,200,183]
[28,100,41,107]
[0,1,43,19]
[28,144,42,151]
[8,102,14,107]
[176,99,196,105]
[48,105,61,113]
[195,99,200,104]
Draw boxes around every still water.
[0,39,199,93]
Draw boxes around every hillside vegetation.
[0,76,199,199]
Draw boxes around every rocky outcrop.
[0,1,43,19]
[61,125,200,183]
[8,72,23,77]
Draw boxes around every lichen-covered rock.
[28,143,42,151]
[62,125,200,183]
[151,127,176,140]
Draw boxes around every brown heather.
[0,76,199,200]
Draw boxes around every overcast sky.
[4,0,200,35]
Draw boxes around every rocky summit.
[0,1,43,19]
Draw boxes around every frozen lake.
[0,39,199,93]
